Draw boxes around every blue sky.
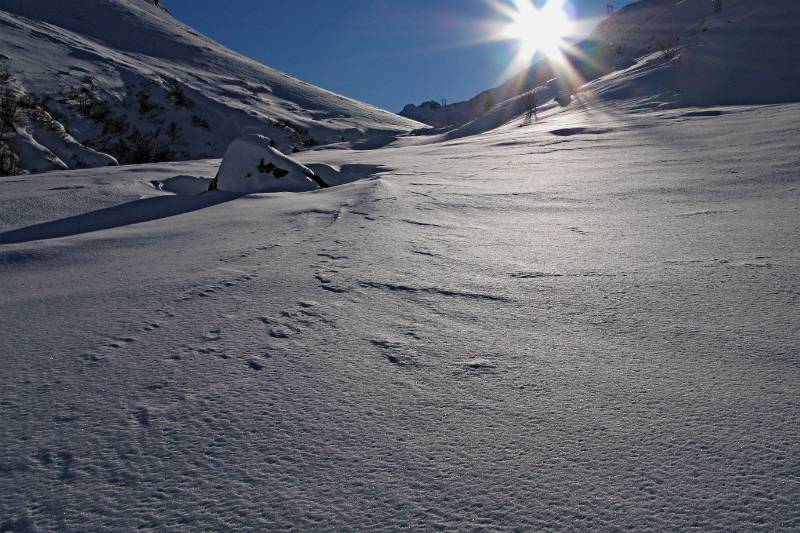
[165,1,635,112]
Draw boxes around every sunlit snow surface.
[1,102,798,530]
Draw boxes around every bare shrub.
[0,63,11,86]
[101,129,174,165]
[137,90,153,114]
[0,63,18,134]
[167,84,193,109]
[76,87,93,114]
[657,38,681,60]
[0,85,19,134]
[0,139,19,176]
[191,114,209,129]
[483,93,494,113]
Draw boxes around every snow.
[0,0,423,174]
[402,0,800,128]
[155,174,213,196]
[215,134,322,194]
[586,0,800,106]
[1,98,798,530]
[0,0,799,530]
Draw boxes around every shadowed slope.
[0,191,241,244]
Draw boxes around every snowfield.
[1,0,800,530]
[1,98,798,530]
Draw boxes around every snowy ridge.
[0,0,423,175]
[401,0,800,129]
[584,0,800,106]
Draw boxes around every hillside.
[0,0,422,175]
[401,0,800,129]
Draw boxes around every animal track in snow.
[180,344,228,359]
[76,270,254,368]
[35,449,76,481]
[371,339,418,367]
[313,249,353,294]
[106,336,136,349]
[176,270,257,301]
[219,244,280,263]
[177,327,229,360]
[566,226,588,235]
[258,301,334,341]
[80,335,139,364]
[133,406,151,427]
[202,328,221,342]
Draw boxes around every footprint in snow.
[314,251,352,293]
[258,302,334,339]
[371,339,417,367]
[133,406,151,427]
[35,449,76,481]
[202,329,221,342]
[107,336,136,348]
[80,335,138,365]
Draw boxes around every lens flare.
[501,0,572,60]
[483,0,575,81]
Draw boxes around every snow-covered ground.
[1,0,799,529]
[1,97,798,529]
[0,0,422,174]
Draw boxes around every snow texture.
[0,0,799,530]
[1,97,798,532]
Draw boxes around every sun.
[497,0,572,61]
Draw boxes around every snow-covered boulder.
[214,134,327,193]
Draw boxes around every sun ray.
[478,0,578,85]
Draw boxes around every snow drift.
[214,134,326,194]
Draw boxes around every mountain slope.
[0,0,423,174]
[584,0,800,106]
[401,0,800,129]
